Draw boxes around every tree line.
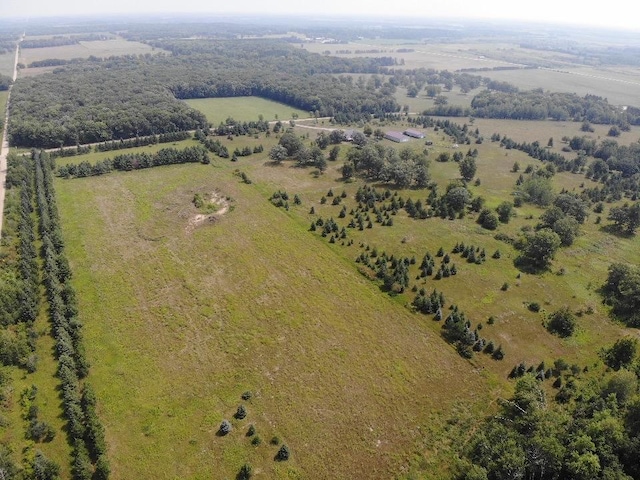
[0,151,110,477]
[471,90,639,125]
[21,34,112,49]
[57,145,211,179]
[33,150,110,479]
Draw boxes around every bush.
[492,345,505,360]
[602,338,638,370]
[478,209,499,230]
[546,307,576,337]
[276,444,290,461]
[219,420,232,435]
[235,405,247,420]
[247,424,256,437]
[528,302,540,312]
[238,463,253,480]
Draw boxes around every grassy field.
[19,37,159,67]
[56,152,488,479]
[53,113,638,478]
[0,51,15,78]
[184,97,310,125]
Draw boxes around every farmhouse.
[404,128,425,139]
[384,131,409,143]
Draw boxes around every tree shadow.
[513,256,549,275]
[598,224,635,239]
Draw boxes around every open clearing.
[55,111,636,477]
[184,96,310,125]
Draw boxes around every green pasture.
[184,97,310,126]
[53,117,637,478]
[56,157,487,479]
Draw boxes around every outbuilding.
[404,128,425,139]
[384,131,409,143]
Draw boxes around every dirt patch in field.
[186,191,231,233]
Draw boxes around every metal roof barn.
[404,129,425,138]
[384,131,409,143]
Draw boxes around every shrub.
[276,444,290,461]
[492,345,505,360]
[219,420,232,435]
[235,405,247,420]
[238,463,253,480]
[251,436,262,446]
[602,338,638,371]
[528,302,540,312]
[247,424,256,437]
[546,307,576,338]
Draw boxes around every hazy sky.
[1,0,637,31]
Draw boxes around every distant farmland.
[18,37,160,70]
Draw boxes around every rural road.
[0,35,21,240]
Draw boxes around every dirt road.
[0,36,22,240]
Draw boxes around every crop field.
[184,97,310,125]
[53,113,637,478]
[18,37,159,65]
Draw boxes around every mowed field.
[184,97,310,125]
[54,112,637,478]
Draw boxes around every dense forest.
[8,40,401,148]
[459,353,640,480]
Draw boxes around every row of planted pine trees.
[32,150,109,479]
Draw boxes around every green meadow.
[54,115,636,477]
[184,97,310,125]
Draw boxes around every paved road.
[0,36,21,240]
